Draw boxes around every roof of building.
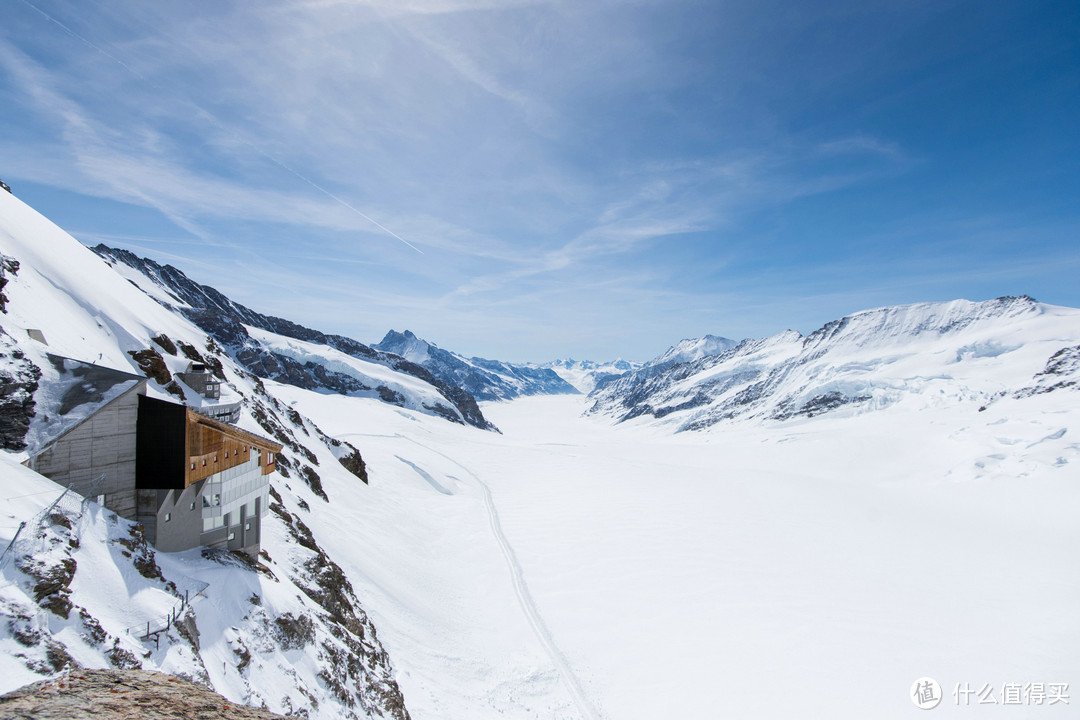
[186,409,284,453]
[26,354,281,457]
[25,354,147,455]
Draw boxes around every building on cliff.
[24,354,280,556]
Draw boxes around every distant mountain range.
[374,330,579,401]
[533,358,642,394]
[588,296,1080,430]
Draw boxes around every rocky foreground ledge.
[0,668,295,720]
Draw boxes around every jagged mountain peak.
[646,334,739,368]
[376,329,439,365]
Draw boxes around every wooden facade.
[184,410,280,487]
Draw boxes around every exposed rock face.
[1015,344,1080,397]
[337,444,369,484]
[127,348,185,400]
[1,255,20,313]
[0,668,297,720]
[0,341,41,451]
[0,256,40,449]
[266,488,410,719]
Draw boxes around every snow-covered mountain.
[4,187,1079,720]
[0,190,413,718]
[373,330,578,402]
[91,245,495,432]
[536,358,641,394]
[643,334,737,369]
[588,296,1080,430]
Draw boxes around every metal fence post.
[0,521,27,566]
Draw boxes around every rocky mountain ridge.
[91,245,494,432]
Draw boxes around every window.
[245,522,251,531]
[164,513,171,522]
[202,515,225,532]
[202,459,207,467]
[190,502,195,511]
[214,455,218,462]
[228,531,235,541]
[190,462,195,470]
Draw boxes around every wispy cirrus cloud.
[4,0,1070,360]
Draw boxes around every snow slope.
[267,385,1079,720]
[0,457,404,718]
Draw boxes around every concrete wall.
[139,486,204,553]
[29,385,142,520]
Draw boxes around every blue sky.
[1,0,1077,362]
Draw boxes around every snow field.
[280,389,1079,719]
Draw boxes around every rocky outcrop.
[0,343,41,451]
[1014,344,1080,397]
[266,488,410,719]
[1,255,20,313]
[0,669,297,720]
[127,348,185,400]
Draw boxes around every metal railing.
[0,476,102,581]
[125,581,210,648]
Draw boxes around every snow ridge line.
[397,435,603,720]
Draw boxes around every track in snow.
[396,435,603,720]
